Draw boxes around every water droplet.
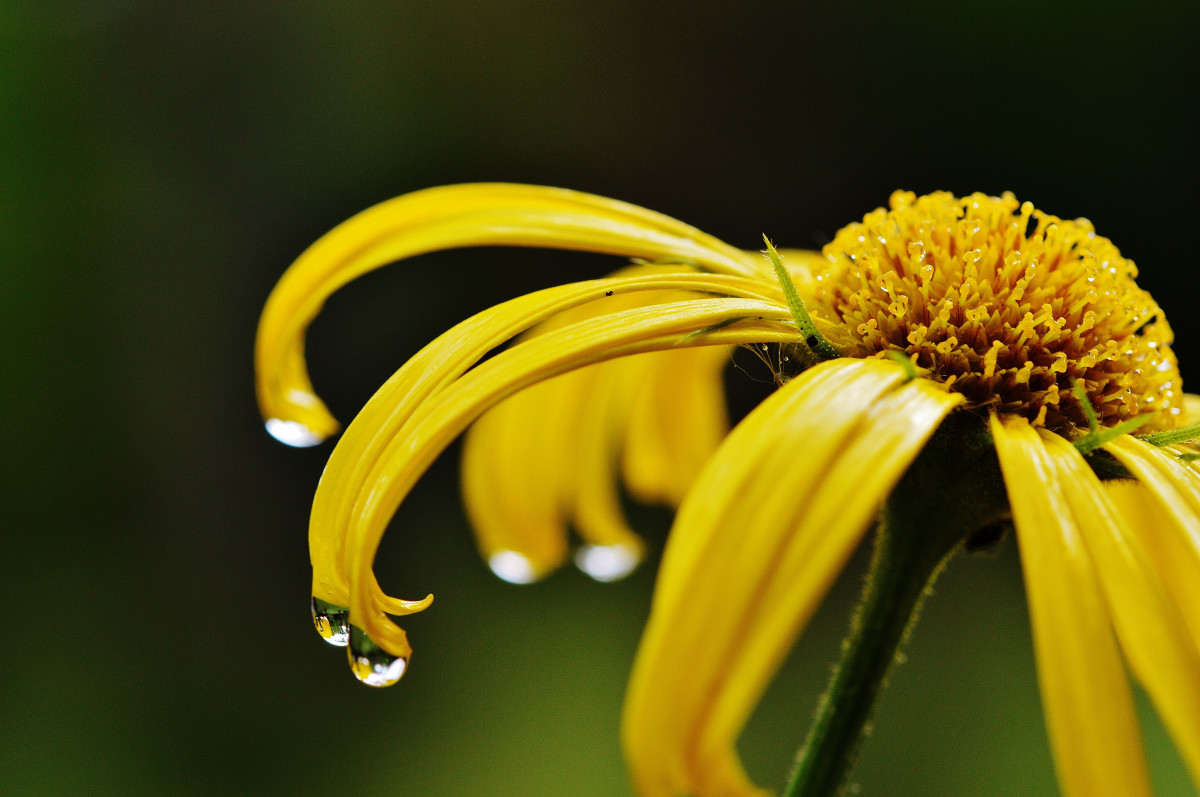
[311,597,350,646]
[575,543,640,582]
[265,418,325,448]
[488,550,538,584]
[348,627,407,687]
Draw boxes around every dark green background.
[3,2,1198,794]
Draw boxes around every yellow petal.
[990,415,1152,797]
[461,349,647,583]
[622,343,731,506]
[1183,393,1200,423]
[1038,432,1200,789]
[455,269,735,585]
[1103,435,1200,653]
[256,184,768,441]
[460,371,574,582]
[622,359,960,797]
[309,272,783,611]
[341,298,799,658]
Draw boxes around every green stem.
[783,506,956,797]
[783,413,1010,797]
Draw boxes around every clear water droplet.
[488,550,538,584]
[311,596,350,646]
[574,543,640,582]
[348,627,407,687]
[265,418,325,448]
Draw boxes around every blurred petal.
[256,183,768,440]
[1039,433,1200,788]
[1103,435,1200,654]
[622,343,730,506]
[460,371,575,582]
[991,415,1151,797]
[459,274,735,583]
[623,359,960,797]
[1183,393,1200,423]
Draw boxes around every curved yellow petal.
[1183,393,1200,423]
[309,271,783,611]
[256,183,768,441]
[461,349,648,583]
[1038,433,1200,789]
[562,359,647,575]
[1103,435,1200,653]
[990,415,1151,797]
[622,359,960,797]
[460,371,574,582]
[458,275,732,584]
[341,298,799,658]
[622,343,730,506]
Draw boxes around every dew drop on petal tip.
[265,418,325,448]
[574,543,641,583]
[488,550,539,584]
[348,626,408,687]
[311,596,350,646]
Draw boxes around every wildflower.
[257,184,1200,796]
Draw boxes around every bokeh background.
[4,2,1199,795]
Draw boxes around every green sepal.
[762,236,842,362]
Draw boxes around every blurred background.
[3,1,1198,794]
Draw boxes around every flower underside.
[808,191,1181,432]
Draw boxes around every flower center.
[809,191,1181,432]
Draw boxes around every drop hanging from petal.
[348,626,408,687]
[265,418,326,448]
[488,550,540,584]
[311,596,350,646]
[574,543,641,582]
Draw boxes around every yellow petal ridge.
[1103,435,1200,655]
[990,415,1152,797]
[1038,432,1200,789]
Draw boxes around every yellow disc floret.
[809,190,1181,432]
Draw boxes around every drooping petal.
[459,370,575,583]
[309,271,782,612]
[340,298,799,658]
[622,359,961,797]
[1182,393,1200,422]
[461,351,648,584]
[1037,432,1200,789]
[256,183,769,441]
[990,415,1152,797]
[1103,435,1200,654]
[562,358,648,579]
[622,343,730,507]
[458,275,733,584]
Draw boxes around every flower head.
[257,184,1200,796]
[810,190,1179,431]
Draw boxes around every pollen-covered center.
[808,190,1181,432]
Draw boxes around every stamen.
[805,191,1180,433]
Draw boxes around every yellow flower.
[256,184,1200,797]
